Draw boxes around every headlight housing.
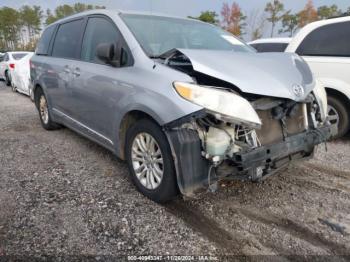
[313,80,327,122]
[173,82,261,128]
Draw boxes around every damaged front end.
[164,82,334,197]
[156,48,335,197]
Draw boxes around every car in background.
[248,38,291,53]
[0,52,31,86]
[286,16,350,138]
[11,52,34,95]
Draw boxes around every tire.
[328,96,349,139]
[36,88,60,130]
[5,71,11,86]
[125,119,179,203]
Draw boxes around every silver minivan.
[31,10,333,203]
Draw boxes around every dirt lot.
[0,81,350,260]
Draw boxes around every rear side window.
[251,43,288,53]
[36,26,55,55]
[81,17,120,64]
[12,53,29,60]
[297,21,350,57]
[52,19,84,59]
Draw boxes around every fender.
[32,80,50,108]
[112,91,202,158]
[318,77,350,102]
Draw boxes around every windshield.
[121,14,254,57]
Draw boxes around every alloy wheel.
[39,95,49,125]
[131,133,164,190]
[328,105,340,127]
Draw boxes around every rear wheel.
[36,89,60,130]
[5,71,11,86]
[327,96,349,139]
[125,119,179,203]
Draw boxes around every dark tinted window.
[81,17,120,64]
[250,43,288,53]
[297,21,350,57]
[52,19,84,59]
[12,53,29,60]
[3,53,9,61]
[36,26,56,55]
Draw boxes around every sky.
[1,0,350,39]
[1,0,349,17]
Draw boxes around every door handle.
[72,68,80,77]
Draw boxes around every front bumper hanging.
[166,125,332,197]
[233,125,332,173]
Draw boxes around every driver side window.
[81,17,120,64]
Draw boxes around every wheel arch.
[118,110,161,160]
[325,87,350,112]
[33,83,43,109]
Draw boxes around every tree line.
[192,0,349,40]
[0,3,105,52]
[0,0,349,52]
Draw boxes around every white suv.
[286,16,350,138]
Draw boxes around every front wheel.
[125,119,179,203]
[327,96,349,139]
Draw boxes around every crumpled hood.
[178,49,315,101]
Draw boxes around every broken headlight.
[312,80,328,122]
[173,82,261,128]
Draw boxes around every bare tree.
[280,11,299,37]
[264,0,285,37]
[246,9,266,41]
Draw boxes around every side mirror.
[96,42,121,67]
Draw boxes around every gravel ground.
[0,81,350,260]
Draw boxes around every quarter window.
[296,21,350,57]
[36,25,56,56]
[52,19,84,59]
[81,17,120,64]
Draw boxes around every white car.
[286,16,350,138]
[10,52,34,96]
[0,52,32,87]
[249,17,350,138]
[248,38,291,53]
